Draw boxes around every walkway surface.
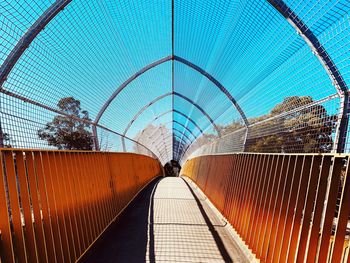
[80,177,253,262]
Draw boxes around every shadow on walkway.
[79,178,160,263]
[182,178,232,263]
[79,176,241,263]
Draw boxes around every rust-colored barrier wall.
[181,153,350,263]
[0,149,162,263]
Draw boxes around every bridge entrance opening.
[164,160,181,177]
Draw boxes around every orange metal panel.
[4,151,28,262]
[96,153,112,224]
[241,155,258,238]
[56,152,76,261]
[61,152,81,257]
[0,152,15,262]
[50,152,72,262]
[89,153,108,230]
[222,155,236,222]
[108,153,120,217]
[41,151,65,262]
[254,155,274,254]
[331,157,350,262]
[236,154,252,234]
[317,157,343,262]
[181,153,350,263]
[26,151,49,263]
[295,156,322,262]
[85,153,103,235]
[15,152,39,262]
[305,156,332,262]
[269,155,296,263]
[261,155,285,261]
[33,151,58,262]
[242,154,259,239]
[64,152,85,255]
[81,153,99,241]
[286,155,313,262]
[244,154,261,243]
[257,155,279,257]
[247,155,267,245]
[0,149,161,262]
[277,155,304,263]
[71,153,93,246]
[231,154,247,227]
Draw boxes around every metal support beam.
[173,55,249,126]
[172,120,197,140]
[173,128,192,144]
[141,119,197,144]
[95,56,248,127]
[268,0,348,153]
[171,0,175,160]
[0,0,72,87]
[122,92,221,137]
[164,134,187,147]
[137,109,204,139]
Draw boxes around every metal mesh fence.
[184,95,341,162]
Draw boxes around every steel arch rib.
[1,0,347,150]
[0,0,72,86]
[173,110,204,134]
[141,118,197,142]
[95,55,249,126]
[159,133,187,148]
[172,120,197,139]
[267,0,348,152]
[173,128,192,143]
[122,92,221,136]
[138,109,204,136]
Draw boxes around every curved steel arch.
[173,137,186,148]
[94,55,249,126]
[156,133,186,150]
[123,92,221,137]
[267,0,348,153]
[138,109,204,137]
[173,128,192,143]
[172,120,197,140]
[142,118,197,142]
[173,110,204,134]
[0,0,72,87]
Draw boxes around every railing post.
[122,136,126,152]
[333,93,349,153]
[243,126,249,152]
[92,125,100,151]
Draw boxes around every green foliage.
[38,97,93,150]
[217,122,244,136]
[3,133,13,148]
[247,96,336,153]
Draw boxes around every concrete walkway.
[80,177,253,263]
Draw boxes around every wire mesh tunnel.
[1,0,349,164]
[1,0,350,262]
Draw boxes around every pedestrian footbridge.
[1,0,350,262]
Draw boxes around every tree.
[247,96,336,153]
[3,133,14,148]
[217,122,244,136]
[38,97,93,150]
